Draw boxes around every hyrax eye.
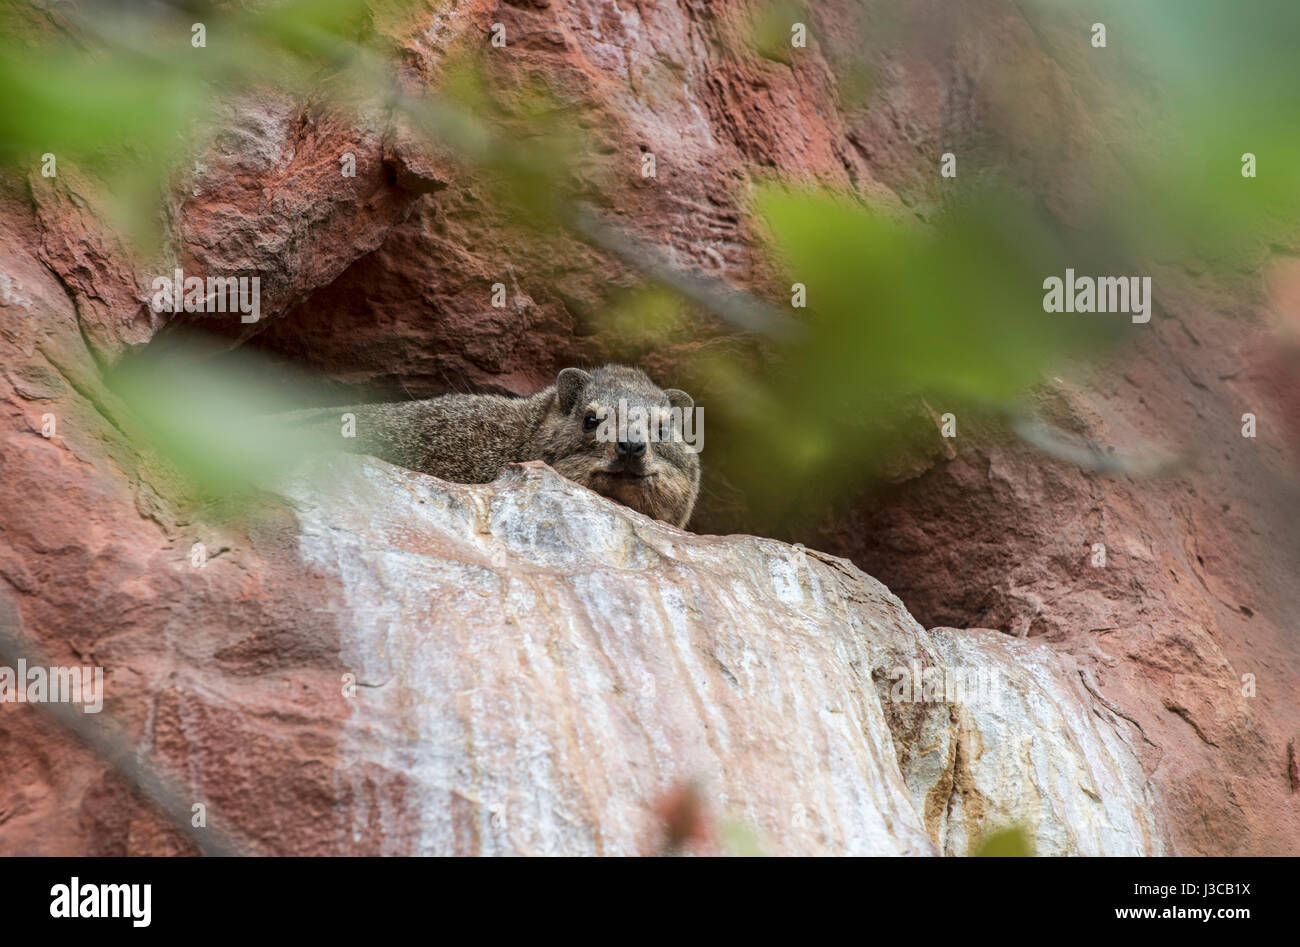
[583,411,600,432]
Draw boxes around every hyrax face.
[545,365,701,528]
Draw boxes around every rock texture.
[0,455,1165,855]
[280,458,1164,855]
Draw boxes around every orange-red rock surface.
[1,0,1296,855]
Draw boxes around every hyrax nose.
[616,439,646,458]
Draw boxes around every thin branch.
[565,206,802,340]
[1009,413,1185,477]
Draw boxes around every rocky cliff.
[0,0,1296,855]
[0,454,1166,854]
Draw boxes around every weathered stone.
[1,0,1296,857]
[260,457,1159,855]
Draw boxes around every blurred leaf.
[719,818,765,857]
[0,0,389,250]
[972,825,1036,857]
[746,1,808,63]
[1018,0,1300,264]
[591,288,687,350]
[707,183,1114,518]
[108,335,347,501]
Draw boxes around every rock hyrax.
[295,364,701,528]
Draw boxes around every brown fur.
[283,365,701,528]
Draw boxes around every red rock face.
[0,0,1297,854]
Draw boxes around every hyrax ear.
[664,388,694,412]
[556,368,592,414]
